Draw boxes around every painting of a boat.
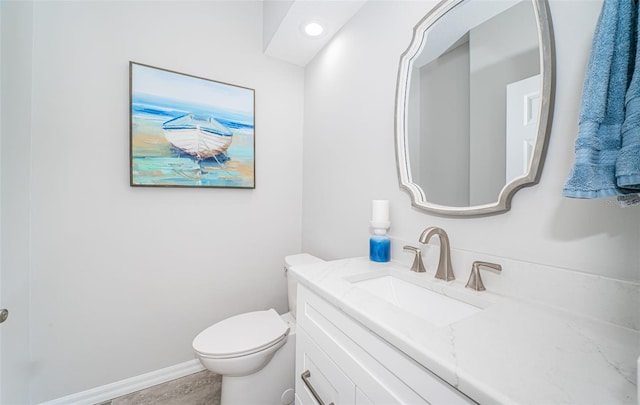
[130,62,255,188]
[162,114,233,160]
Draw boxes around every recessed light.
[303,21,324,38]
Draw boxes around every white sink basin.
[353,275,481,326]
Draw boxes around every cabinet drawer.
[297,285,474,404]
[296,327,355,405]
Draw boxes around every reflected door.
[506,74,541,183]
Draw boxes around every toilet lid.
[193,309,290,358]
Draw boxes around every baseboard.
[40,359,205,405]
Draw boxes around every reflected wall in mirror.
[395,0,554,216]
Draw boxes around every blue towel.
[617,1,640,189]
[563,0,637,198]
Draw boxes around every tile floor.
[98,370,221,405]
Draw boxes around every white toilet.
[192,254,323,405]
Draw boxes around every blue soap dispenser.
[370,200,391,262]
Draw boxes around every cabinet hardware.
[301,370,334,405]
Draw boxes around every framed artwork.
[130,62,255,188]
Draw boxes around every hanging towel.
[617,1,640,189]
[563,0,637,198]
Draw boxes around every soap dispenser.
[370,200,390,262]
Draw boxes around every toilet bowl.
[193,308,290,377]
[192,254,323,405]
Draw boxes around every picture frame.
[129,62,255,188]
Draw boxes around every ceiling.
[263,0,368,67]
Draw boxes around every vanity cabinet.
[295,284,474,405]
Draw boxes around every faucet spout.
[418,227,455,281]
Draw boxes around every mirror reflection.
[397,0,554,215]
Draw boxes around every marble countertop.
[290,257,640,404]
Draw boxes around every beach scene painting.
[130,62,255,188]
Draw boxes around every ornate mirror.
[395,0,554,216]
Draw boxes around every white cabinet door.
[355,387,374,405]
[296,328,355,405]
[296,285,475,405]
[298,291,420,404]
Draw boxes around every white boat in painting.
[162,114,233,160]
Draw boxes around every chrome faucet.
[418,227,454,281]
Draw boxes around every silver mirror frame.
[395,0,555,216]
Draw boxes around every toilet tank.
[284,254,324,319]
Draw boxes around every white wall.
[6,1,305,402]
[1,1,33,404]
[302,0,640,282]
[469,1,539,205]
[419,42,470,207]
[263,0,295,51]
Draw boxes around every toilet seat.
[193,309,290,359]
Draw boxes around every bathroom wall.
[2,1,304,402]
[468,1,539,205]
[1,1,33,404]
[302,0,640,283]
[419,42,470,207]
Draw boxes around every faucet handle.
[466,261,502,291]
[403,245,426,273]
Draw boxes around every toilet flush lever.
[0,309,7,324]
[466,261,501,291]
